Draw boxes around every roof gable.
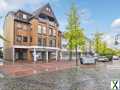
[33,3,59,26]
[33,3,54,17]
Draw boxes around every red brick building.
[4,3,62,63]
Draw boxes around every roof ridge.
[32,3,49,16]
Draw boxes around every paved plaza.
[0,61,120,90]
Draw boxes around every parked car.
[80,56,96,64]
[0,59,4,65]
[97,56,109,62]
[112,56,119,61]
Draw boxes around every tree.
[64,3,85,66]
[93,32,118,60]
[94,32,103,54]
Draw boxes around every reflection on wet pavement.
[0,62,120,90]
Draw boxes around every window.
[38,25,42,34]
[38,38,42,46]
[23,36,28,42]
[16,35,22,42]
[30,36,32,42]
[43,26,46,34]
[46,7,49,11]
[49,40,52,47]
[49,39,56,47]
[52,39,56,47]
[17,23,22,28]
[49,28,52,35]
[23,14,27,19]
[28,36,32,42]
[46,7,51,12]
[43,38,46,46]
[53,30,56,36]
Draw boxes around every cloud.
[111,18,120,28]
[102,32,120,49]
[0,0,8,10]
[101,18,120,49]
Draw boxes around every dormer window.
[23,14,27,19]
[46,7,51,12]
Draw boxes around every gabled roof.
[15,9,32,17]
[32,3,59,26]
[6,3,59,26]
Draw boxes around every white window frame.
[38,25,42,34]
[49,28,52,35]
[16,35,22,42]
[43,26,46,34]
[23,14,27,19]
[46,7,51,12]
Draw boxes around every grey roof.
[32,3,59,26]
[16,9,32,16]
[6,3,59,26]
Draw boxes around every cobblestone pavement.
[0,61,76,77]
[0,62,120,90]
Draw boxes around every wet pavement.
[0,61,75,77]
[0,62,120,90]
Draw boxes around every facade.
[4,3,62,63]
[61,33,93,60]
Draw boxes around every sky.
[0,0,120,48]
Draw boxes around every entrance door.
[15,49,27,60]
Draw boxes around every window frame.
[38,25,42,34]
[23,14,27,19]
[42,26,46,34]
[16,35,22,42]
[23,36,28,42]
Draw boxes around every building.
[3,3,62,63]
[61,33,93,60]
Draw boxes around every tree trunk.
[76,47,78,66]
[69,50,72,61]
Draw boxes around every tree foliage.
[93,32,120,60]
[64,3,85,65]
